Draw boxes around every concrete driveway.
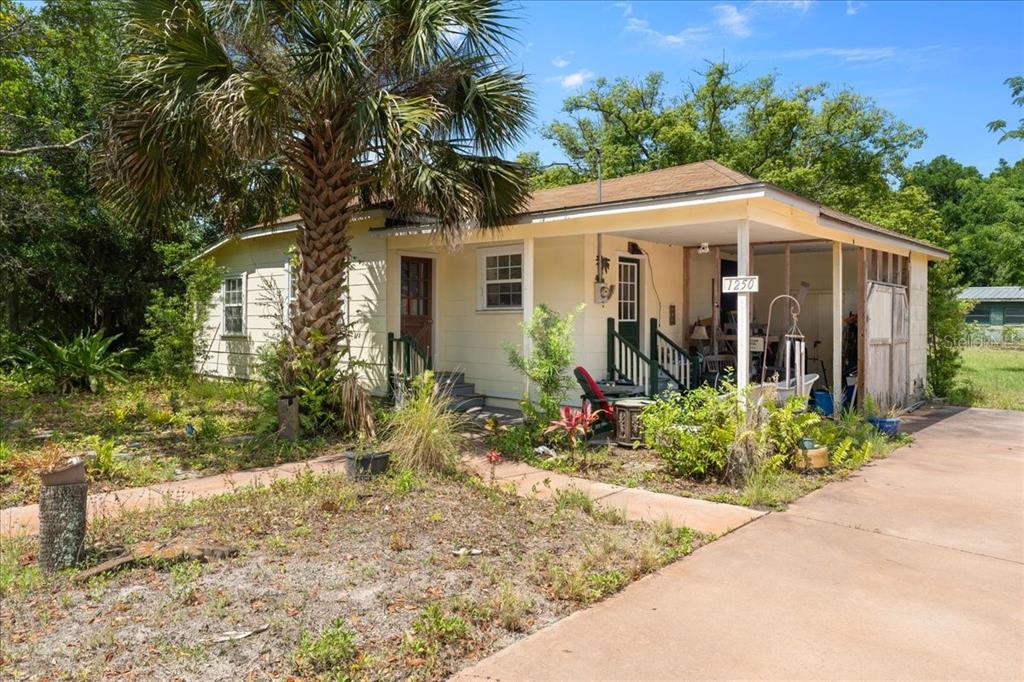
[456,407,1024,680]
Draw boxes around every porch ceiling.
[616,220,808,248]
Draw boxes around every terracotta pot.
[39,458,87,486]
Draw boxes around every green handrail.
[650,318,700,389]
[387,332,431,401]
[607,317,657,395]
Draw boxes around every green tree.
[139,244,222,380]
[100,0,532,381]
[987,76,1024,143]
[534,63,924,213]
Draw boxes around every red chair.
[573,366,615,434]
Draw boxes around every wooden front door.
[618,257,641,349]
[400,256,433,357]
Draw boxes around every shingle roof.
[525,160,756,213]
[958,286,1024,302]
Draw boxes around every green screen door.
[618,257,640,349]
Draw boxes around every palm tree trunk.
[291,124,357,372]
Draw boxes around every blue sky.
[509,0,1024,174]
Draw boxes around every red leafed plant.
[544,403,602,449]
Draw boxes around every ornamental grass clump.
[385,371,467,474]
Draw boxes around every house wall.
[198,219,389,395]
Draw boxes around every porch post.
[832,242,843,418]
[522,236,535,397]
[736,219,751,403]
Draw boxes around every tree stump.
[38,482,88,572]
[277,395,299,441]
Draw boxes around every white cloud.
[552,51,573,68]
[845,1,865,15]
[714,4,752,38]
[625,15,710,47]
[558,70,595,89]
[615,1,633,16]
[781,46,899,62]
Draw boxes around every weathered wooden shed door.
[865,282,910,408]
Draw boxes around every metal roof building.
[958,286,1024,302]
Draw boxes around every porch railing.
[607,317,657,396]
[649,318,700,390]
[386,332,431,401]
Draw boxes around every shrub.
[486,423,534,461]
[639,385,738,480]
[504,304,581,424]
[19,330,133,393]
[385,371,466,473]
[139,245,222,379]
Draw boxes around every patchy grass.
[0,376,342,508]
[0,469,709,681]
[948,348,1024,411]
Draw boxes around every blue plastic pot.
[867,416,901,436]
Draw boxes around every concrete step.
[446,382,478,397]
[449,394,486,412]
[435,370,465,385]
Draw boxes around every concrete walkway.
[463,456,763,536]
[455,407,1024,681]
[2,447,761,539]
[0,452,356,537]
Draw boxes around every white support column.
[522,237,535,396]
[736,220,750,402]
[832,242,843,418]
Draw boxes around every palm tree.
[99,0,531,372]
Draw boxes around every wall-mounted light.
[697,242,710,255]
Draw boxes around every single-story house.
[197,160,948,411]
[959,286,1024,342]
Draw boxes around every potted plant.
[343,437,390,479]
[866,397,903,436]
[35,443,87,486]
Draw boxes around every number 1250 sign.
[722,276,759,293]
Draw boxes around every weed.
[405,602,469,657]
[389,468,420,496]
[145,408,175,427]
[170,560,203,603]
[294,617,358,676]
[554,487,593,515]
[587,569,626,597]
[490,580,532,632]
[84,436,127,482]
[0,537,41,597]
[389,531,411,552]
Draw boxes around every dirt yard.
[0,469,705,681]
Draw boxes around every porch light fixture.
[698,242,710,254]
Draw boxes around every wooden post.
[832,242,843,418]
[736,220,751,403]
[784,243,792,337]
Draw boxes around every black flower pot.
[343,450,390,479]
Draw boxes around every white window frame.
[477,244,524,311]
[283,262,297,327]
[222,273,247,337]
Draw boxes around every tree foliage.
[0,0,215,342]
[101,0,533,384]
[534,63,924,213]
